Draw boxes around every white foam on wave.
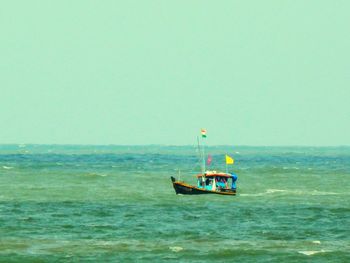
[283,166,300,170]
[240,193,266,197]
[298,250,326,256]
[83,173,108,177]
[239,189,287,197]
[310,190,338,196]
[266,189,287,194]
[268,189,339,196]
[169,246,183,252]
[312,240,321,244]
[2,166,14,170]
[241,189,340,197]
[286,189,341,196]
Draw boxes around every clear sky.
[1,1,349,146]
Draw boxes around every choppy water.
[0,145,349,262]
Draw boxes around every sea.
[0,145,349,262]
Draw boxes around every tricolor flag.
[225,154,234,165]
[201,129,207,138]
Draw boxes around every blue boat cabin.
[196,172,237,191]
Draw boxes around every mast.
[197,136,204,175]
[201,135,206,174]
[200,128,207,175]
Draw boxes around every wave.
[2,166,14,170]
[169,246,183,252]
[240,189,341,197]
[283,167,300,170]
[298,250,326,256]
[239,189,289,197]
[309,190,339,196]
[83,173,108,177]
[266,189,287,194]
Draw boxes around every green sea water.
[0,145,349,262]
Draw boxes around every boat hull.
[171,177,236,196]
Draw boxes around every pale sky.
[1,0,349,146]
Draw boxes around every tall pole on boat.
[197,136,204,175]
[200,129,207,175]
[202,136,206,174]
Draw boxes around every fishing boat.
[171,171,237,195]
[170,129,238,196]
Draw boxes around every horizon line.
[0,143,349,148]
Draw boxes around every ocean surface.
[0,145,349,262]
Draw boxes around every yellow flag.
[225,154,234,165]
